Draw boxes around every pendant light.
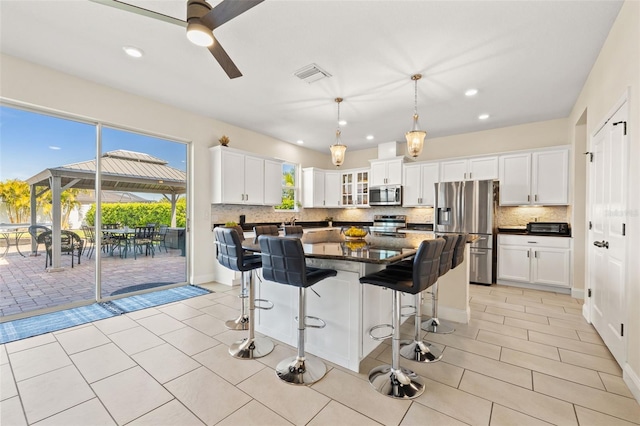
[405,74,427,157]
[330,97,347,167]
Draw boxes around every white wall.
[567,0,640,400]
[0,54,329,284]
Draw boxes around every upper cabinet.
[440,156,499,182]
[403,162,439,207]
[499,148,569,206]
[369,157,404,186]
[302,168,341,208]
[210,146,283,205]
[341,168,369,207]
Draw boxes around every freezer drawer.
[470,247,492,285]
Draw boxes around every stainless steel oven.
[369,185,402,206]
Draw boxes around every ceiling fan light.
[187,21,214,47]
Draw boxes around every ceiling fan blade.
[208,35,243,79]
[201,0,265,30]
[89,0,186,27]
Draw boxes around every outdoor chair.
[131,226,155,259]
[153,224,169,253]
[28,225,50,256]
[81,224,96,258]
[38,230,84,269]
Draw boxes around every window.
[275,163,298,210]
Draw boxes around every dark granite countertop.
[497,227,572,237]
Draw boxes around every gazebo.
[25,150,186,270]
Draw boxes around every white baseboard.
[582,303,591,323]
[624,364,640,404]
[191,273,216,285]
[496,280,571,294]
[571,288,585,300]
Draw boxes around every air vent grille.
[294,63,332,83]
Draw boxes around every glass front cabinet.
[341,169,369,207]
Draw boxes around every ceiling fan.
[90,0,264,79]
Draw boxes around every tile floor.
[1,283,639,425]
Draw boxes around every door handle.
[593,240,605,248]
[604,241,609,249]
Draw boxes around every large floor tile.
[485,306,549,324]
[254,343,297,370]
[533,372,640,423]
[0,345,8,365]
[477,330,560,360]
[70,342,136,383]
[109,325,165,355]
[577,330,605,345]
[547,316,597,333]
[308,400,382,426]
[574,405,639,426]
[136,312,187,335]
[311,368,410,425]
[9,342,71,381]
[471,296,526,313]
[424,331,502,360]
[500,347,604,389]
[125,307,161,320]
[0,396,27,426]
[128,399,205,426]
[459,370,577,425]
[160,326,220,356]
[415,376,492,426]
[181,313,229,336]
[5,333,55,354]
[0,363,18,401]
[558,348,622,375]
[166,366,252,425]
[35,398,116,426]
[238,368,330,425]
[400,402,467,426]
[55,324,110,354]
[376,345,463,388]
[468,318,529,339]
[180,294,219,309]
[158,302,205,321]
[528,330,613,359]
[469,310,506,324]
[490,404,554,426]
[91,366,173,425]
[194,344,266,385]
[215,400,293,426]
[18,365,94,424]
[443,346,532,389]
[599,372,636,398]
[93,314,138,335]
[503,317,580,340]
[132,343,200,383]
[199,303,242,321]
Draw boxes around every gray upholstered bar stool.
[220,225,250,331]
[253,225,279,243]
[283,225,304,236]
[359,238,445,399]
[214,227,274,359]
[421,234,460,334]
[258,235,337,385]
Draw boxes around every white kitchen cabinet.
[211,146,283,205]
[369,157,404,186]
[497,234,571,288]
[403,162,439,207]
[341,168,369,207]
[499,148,569,205]
[302,168,341,208]
[440,156,498,182]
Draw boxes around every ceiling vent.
[294,63,332,83]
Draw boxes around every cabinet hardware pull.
[469,172,472,179]
[535,194,538,202]
[527,241,537,244]
[527,251,530,258]
[527,195,530,202]
[534,251,538,258]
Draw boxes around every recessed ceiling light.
[296,140,304,145]
[478,113,490,120]
[338,120,347,126]
[465,89,478,97]
[123,46,143,58]
[366,135,374,140]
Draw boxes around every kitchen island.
[246,229,470,372]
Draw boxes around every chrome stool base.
[276,356,326,385]
[368,365,425,399]
[399,339,443,363]
[229,336,274,359]
[421,317,455,334]
[225,315,249,331]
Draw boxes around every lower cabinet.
[497,234,571,289]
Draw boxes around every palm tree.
[0,179,30,223]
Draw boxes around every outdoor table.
[101,228,136,257]
[0,224,30,258]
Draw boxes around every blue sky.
[0,106,187,182]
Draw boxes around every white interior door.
[588,100,628,366]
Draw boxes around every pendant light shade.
[405,74,427,158]
[330,97,347,167]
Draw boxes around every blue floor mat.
[0,285,211,344]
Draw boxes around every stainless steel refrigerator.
[435,179,495,285]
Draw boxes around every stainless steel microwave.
[369,185,402,206]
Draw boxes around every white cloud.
[48,146,61,150]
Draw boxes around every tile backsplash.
[495,206,569,227]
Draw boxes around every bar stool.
[216,226,250,331]
[421,234,459,334]
[451,234,468,269]
[258,235,337,385]
[214,227,274,359]
[253,225,279,243]
[359,238,445,399]
[283,225,304,236]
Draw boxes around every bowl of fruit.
[342,226,369,241]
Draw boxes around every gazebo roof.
[26,150,186,195]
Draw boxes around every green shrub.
[85,199,186,227]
